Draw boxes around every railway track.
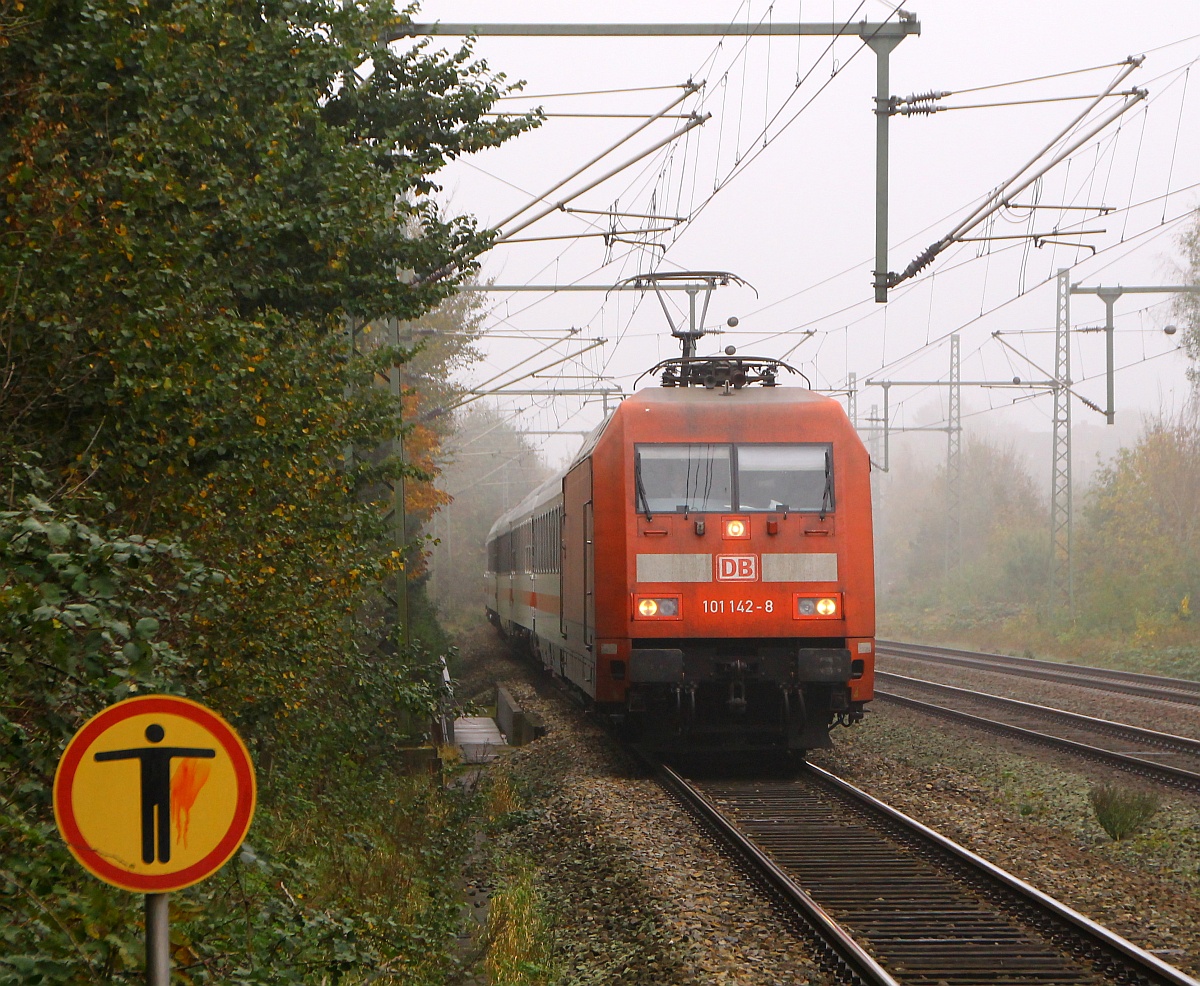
[876,672,1200,794]
[877,640,1200,707]
[654,759,1198,986]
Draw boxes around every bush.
[1088,782,1160,841]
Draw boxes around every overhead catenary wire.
[449,2,907,365]
[890,58,1148,289]
[495,112,710,242]
[438,10,1198,448]
[493,82,703,233]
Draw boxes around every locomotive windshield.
[636,444,732,513]
[635,443,832,513]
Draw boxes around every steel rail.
[875,687,1200,794]
[662,759,1200,985]
[878,640,1200,707]
[878,672,1200,757]
[807,763,1200,986]
[649,758,899,986]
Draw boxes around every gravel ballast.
[454,624,1200,982]
[474,670,828,983]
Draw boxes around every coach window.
[736,444,831,512]
[635,444,732,513]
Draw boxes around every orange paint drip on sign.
[171,758,212,850]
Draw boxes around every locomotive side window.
[636,444,732,513]
[634,443,833,514]
[736,444,832,512]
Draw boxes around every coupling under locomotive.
[485,354,875,752]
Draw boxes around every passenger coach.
[486,355,875,752]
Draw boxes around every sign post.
[146,894,170,986]
[54,695,256,983]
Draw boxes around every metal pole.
[1098,289,1120,425]
[146,894,169,986]
[396,21,919,40]
[867,35,901,303]
[685,287,698,360]
[946,335,962,576]
[868,402,882,514]
[847,372,858,429]
[882,383,891,473]
[1050,269,1073,619]
[1068,282,1200,426]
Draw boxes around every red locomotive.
[485,353,875,752]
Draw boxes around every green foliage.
[2,774,480,984]
[1089,783,1160,841]
[1,0,537,979]
[0,475,212,983]
[0,466,213,767]
[1074,415,1200,635]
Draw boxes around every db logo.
[716,555,758,581]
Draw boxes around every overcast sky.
[410,1,1200,466]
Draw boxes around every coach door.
[584,499,595,650]
[561,460,594,680]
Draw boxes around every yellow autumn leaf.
[255,415,266,426]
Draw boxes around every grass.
[878,607,1200,681]
[484,858,556,986]
[1089,782,1161,841]
[487,771,522,819]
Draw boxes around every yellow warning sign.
[54,695,255,893]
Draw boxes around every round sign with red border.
[53,695,256,893]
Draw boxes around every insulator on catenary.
[899,90,951,104]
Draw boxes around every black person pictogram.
[94,723,216,864]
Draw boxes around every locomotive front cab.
[592,378,875,753]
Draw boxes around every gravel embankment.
[457,627,829,985]
[455,625,1200,982]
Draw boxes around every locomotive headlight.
[634,595,682,620]
[722,516,750,539]
[794,593,843,619]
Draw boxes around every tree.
[1,0,537,744]
[1,0,538,979]
[1075,414,1200,633]
[1175,207,1200,386]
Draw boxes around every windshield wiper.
[819,449,834,520]
[634,451,654,521]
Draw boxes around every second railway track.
[654,759,1199,986]
[875,671,1200,794]
[878,641,1200,707]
